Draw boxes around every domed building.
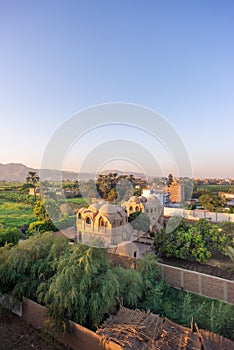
[77,202,132,247]
[123,194,164,231]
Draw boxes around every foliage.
[155,218,227,262]
[38,245,119,329]
[0,233,233,339]
[144,285,234,340]
[0,191,34,205]
[107,188,118,202]
[199,191,226,211]
[33,199,61,222]
[166,173,173,187]
[0,227,20,246]
[113,267,144,308]
[26,171,39,201]
[27,220,57,234]
[224,246,234,262]
[66,197,88,205]
[0,199,36,229]
[96,173,143,201]
[218,221,234,247]
[128,212,150,233]
[0,233,68,299]
[138,253,160,291]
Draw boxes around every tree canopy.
[155,217,227,262]
[199,191,227,211]
[128,212,151,233]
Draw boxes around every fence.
[159,263,234,304]
[164,207,234,222]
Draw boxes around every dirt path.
[0,310,69,350]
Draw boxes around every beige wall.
[164,207,234,223]
[22,298,122,350]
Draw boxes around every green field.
[66,197,88,205]
[0,200,36,229]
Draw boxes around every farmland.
[0,199,36,229]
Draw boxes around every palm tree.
[26,171,39,201]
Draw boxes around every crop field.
[0,200,36,229]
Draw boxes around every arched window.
[78,212,82,219]
[150,208,153,213]
[135,206,139,212]
[146,209,149,213]
[99,217,105,228]
[86,217,91,224]
[129,206,133,213]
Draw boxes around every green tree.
[166,174,173,187]
[199,192,227,211]
[155,217,227,262]
[128,212,150,233]
[107,188,117,202]
[38,245,119,329]
[33,199,60,222]
[138,253,160,291]
[113,266,144,307]
[26,171,39,201]
[0,233,68,298]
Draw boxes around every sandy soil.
[0,310,70,350]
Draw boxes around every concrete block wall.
[159,263,234,304]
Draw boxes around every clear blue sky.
[0,0,234,178]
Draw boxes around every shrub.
[0,227,20,246]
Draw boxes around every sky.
[0,0,234,178]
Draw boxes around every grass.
[66,197,88,205]
[0,200,37,229]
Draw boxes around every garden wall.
[164,207,234,222]
[159,263,234,304]
[21,298,121,350]
[108,253,234,304]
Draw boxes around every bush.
[0,227,20,246]
[27,220,57,234]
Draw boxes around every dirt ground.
[0,310,70,350]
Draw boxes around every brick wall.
[159,263,234,304]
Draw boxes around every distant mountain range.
[0,163,148,182]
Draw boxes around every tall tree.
[166,174,174,187]
[26,171,39,201]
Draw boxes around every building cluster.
[76,190,165,259]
